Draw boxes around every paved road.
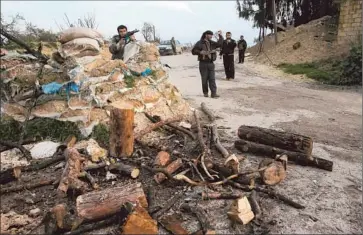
[161,53,362,234]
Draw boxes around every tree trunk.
[237,125,313,157]
[234,140,333,171]
[109,106,134,158]
[76,182,147,221]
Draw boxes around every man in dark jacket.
[220,32,237,80]
[109,25,136,60]
[192,30,223,98]
[237,35,247,64]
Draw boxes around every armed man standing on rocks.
[220,32,237,80]
[192,30,223,98]
[109,25,136,60]
[237,35,247,64]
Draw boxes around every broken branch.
[135,116,183,139]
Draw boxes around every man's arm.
[211,34,224,48]
[191,41,202,55]
[109,37,125,54]
[243,40,247,50]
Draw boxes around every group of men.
[191,31,247,98]
[108,25,247,99]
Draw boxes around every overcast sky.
[2,1,259,45]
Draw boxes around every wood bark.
[248,190,261,219]
[237,125,313,157]
[76,182,148,221]
[109,107,135,158]
[258,159,286,185]
[57,148,87,197]
[154,158,183,184]
[234,140,333,171]
[227,196,255,225]
[109,162,140,179]
[121,205,158,235]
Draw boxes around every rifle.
[120,29,139,38]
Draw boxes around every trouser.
[223,54,235,79]
[199,61,217,95]
[172,45,176,54]
[238,49,245,63]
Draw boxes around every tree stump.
[109,104,135,158]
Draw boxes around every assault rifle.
[120,29,139,38]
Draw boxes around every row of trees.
[236,0,340,36]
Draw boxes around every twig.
[248,190,262,219]
[188,161,205,182]
[141,164,175,181]
[229,181,305,209]
[153,190,185,219]
[200,102,230,158]
[0,178,57,194]
[210,167,267,185]
[135,116,183,139]
[145,113,196,140]
[62,215,118,235]
[0,140,32,161]
[0,138,38,153]
[23,154,65,172]
[79,171,98,189]
[193,110,214,180]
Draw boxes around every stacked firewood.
[0,102,334,235]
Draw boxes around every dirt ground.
[161,53,362,234]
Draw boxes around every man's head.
[240,35,244,40]
[117,25,128,37]
[226,32,232,39]
[204,30,213,40]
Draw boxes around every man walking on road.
[237,35,247,64]
[220,32,237,80]
[192,30,223,98]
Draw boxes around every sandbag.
[59,38,100,58]
[123,42,140,63]
[59,27,104,45]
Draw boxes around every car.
[157,40,183,55]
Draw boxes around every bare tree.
[55,12,98,31]
[141,22,160,42]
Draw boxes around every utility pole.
[272,0,278,45]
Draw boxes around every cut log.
[76,182,148,221]
[154,158,183,184]
[159,214,189,235]
[109,162,140,179]
[153,151,171,167]
[109,106,135,158]
[237,125,313,157]
[224,154,240,174]
[51,204,67,229]
[234,140,333,171]
[258,159,286,185]
[57,148,87,197]
[227,196,255,225]
[121,205,158,235]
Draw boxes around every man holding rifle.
[109,25,137,60]
[192,30,223,98]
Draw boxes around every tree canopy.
[236,0,340,29]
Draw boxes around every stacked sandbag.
[58,27,104,58]
[1,40,191,141]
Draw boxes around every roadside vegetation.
[278,40,362,86]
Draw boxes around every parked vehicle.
[157,40,183,55]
